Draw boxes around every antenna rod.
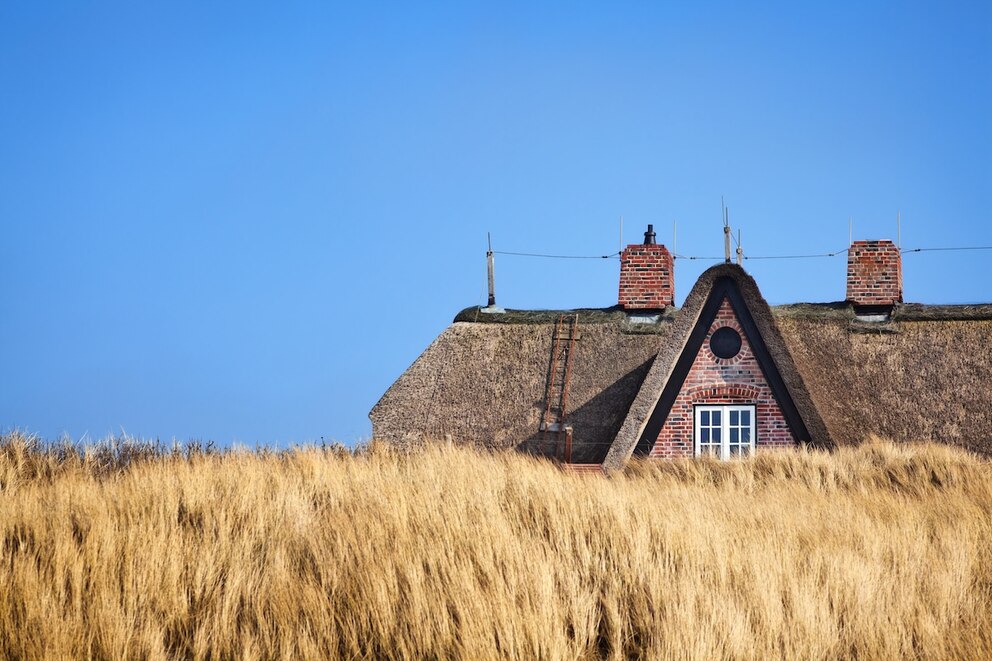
[486,232,496,307]
[736,229,742,265]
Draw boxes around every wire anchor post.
[486,232,496,308]
[723,202,732,263]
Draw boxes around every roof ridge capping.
[602,263,831,470]
[452,305,680,329]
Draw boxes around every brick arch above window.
[686,384,762,401]
[710,317,743,334]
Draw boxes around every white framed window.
[694,405,755,459]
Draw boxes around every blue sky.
[1,1,989,445]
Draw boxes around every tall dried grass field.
[1,432,990,659]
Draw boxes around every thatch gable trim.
[603,264,831,470]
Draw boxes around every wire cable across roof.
[744,248,849,260]
[902,246,992,254]
[493,250,621,259]
[493,245,992,261]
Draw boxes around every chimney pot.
[644,224,657,245]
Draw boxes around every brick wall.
[618,244,674,309]
[650,298,796,458]
[846,240,902,306]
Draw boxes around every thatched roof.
[777,315,992,456]
[369,313,673,463]
[371,267,992,463]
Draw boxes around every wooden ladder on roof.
[540,314,580,461]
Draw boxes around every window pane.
[701,445,718,457]
[712,411,721,425]
[730,428,739,443]
[701,428,710,443]
[741,410,750,425]
[701,410,709,425]
[729,445,741,457]
[741,428,751,443]
[730,410,739,425]
[712,428,721,442]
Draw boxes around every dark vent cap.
[643,224,656,245]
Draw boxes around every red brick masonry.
[650,298,796,458]
[846,240,902,306]
[618,243,674,309]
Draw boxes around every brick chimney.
[846,240,902,307]
[619,225,674,310]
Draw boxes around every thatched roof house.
[371,229,992,468]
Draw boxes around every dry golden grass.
[1,433,990,660]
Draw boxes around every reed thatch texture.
[369,318,671,462]
[777,316,992,455]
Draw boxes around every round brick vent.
[710,327,742,359]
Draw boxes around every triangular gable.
[603,264,829,469]
[632,276,809,455]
